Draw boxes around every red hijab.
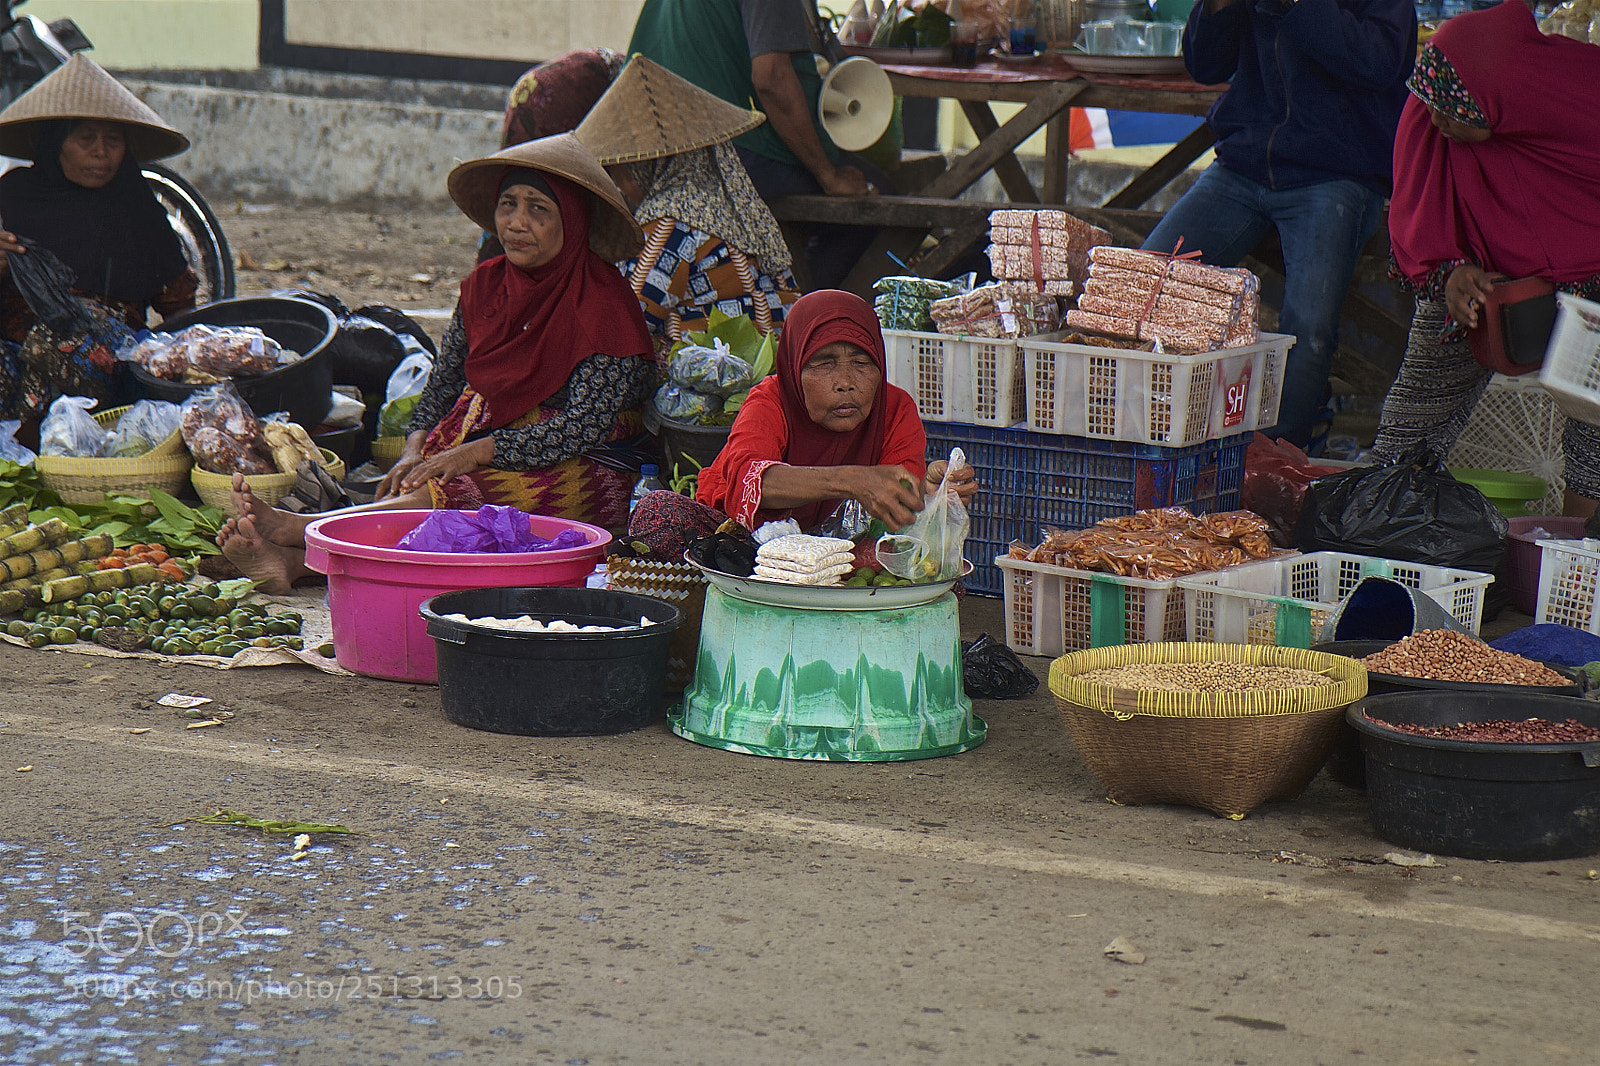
[459,170,651,428]
[1390,1,1600,286]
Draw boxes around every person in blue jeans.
[1142,0,1416,448]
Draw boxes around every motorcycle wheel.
[141,162,235,304]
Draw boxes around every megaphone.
[817,56,893,153]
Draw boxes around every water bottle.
[630,463,666,516]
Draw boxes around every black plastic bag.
[1294,450,1509,573]
[331,314,408,395]
[353,304,438,357]
[961,633,1038,699]
[7,239,93,335]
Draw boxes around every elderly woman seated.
[218,134,657,592]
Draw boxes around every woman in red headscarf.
[1369,0,1600,512]
[626,289,977,562]
[217,135,657,591]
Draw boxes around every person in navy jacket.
[1141,0,1416,448]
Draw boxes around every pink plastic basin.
[303,509,610,683]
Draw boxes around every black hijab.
[0,119,189,306]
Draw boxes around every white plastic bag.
[323,389,367,430]
[105,399,182,457]
[877,447,970,581]
[0,420,37,464]
[378,349,433,438]
[39,395,108,458]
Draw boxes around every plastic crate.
[1020,331,1291,445]
[1534,538,1600,634]
[1447,374,1566,516]
[884,329,1026,427]
[925,423,1252,595]
[1538,293,1600,428]
[996,556,1188,657]
[1178,552,1495,647]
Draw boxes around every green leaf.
[217,577,259,599]
[147,487,196,532]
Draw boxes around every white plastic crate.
[883,328,1026,427]
[997,555,1189,658]
[1534,537,1600,634]
[1447,374,1566,516]
[1537,293,1600,428]
[1020,331,1292,445]
[1178,552,1494,647]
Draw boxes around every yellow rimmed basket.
[34,405,192,505]
[370,435,407,469]
[1049,642,1369,819]
[190,448,347,515]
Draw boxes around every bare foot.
[230,473,314,548]
[219,516,315,595]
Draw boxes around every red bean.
[1376,717,1600,743]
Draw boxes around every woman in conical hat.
[0,54,197,422]
[216,134,659,593]
[575,56,799,348]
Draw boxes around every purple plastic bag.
[396,505,588,554]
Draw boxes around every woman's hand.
[1446,264,1497,330]
[375,431,431,499]
[386,437,494,497]
[849,464,926,530]
[924,460,979,502]
[0,230,23,277]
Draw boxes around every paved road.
[2,597,1597,1065]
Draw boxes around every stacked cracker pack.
[929,282,1060,339]
[1066,247,1259,354]
[986,209,1111,296]
[754,534,856,586]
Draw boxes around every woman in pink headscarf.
[1369,0,1600,512]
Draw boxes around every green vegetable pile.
[0,461,224,557]
[6,579,303,656]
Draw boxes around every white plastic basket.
[1537,293,1600,428]
[883,329,1026,427]
[1019,331,1292,445]
[1178,551,1495,647]
[1447,373,1566,516]
[996,555,1190,658]
[1534,537,1600,634]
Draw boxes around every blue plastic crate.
[925,424,1251,595]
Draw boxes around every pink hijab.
[1390,1,1600,286]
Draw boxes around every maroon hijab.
[1390,1,1600,286]
[459,170,651,428]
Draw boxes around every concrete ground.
[2,593,1597,1066]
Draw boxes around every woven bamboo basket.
[191,448,347,515]
[605,556,708,693]
[1048,642,1369,819]
[35,405,192,504]
[370,436,407,469]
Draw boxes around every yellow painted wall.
[283,0,646,62]
[25,0,259,70]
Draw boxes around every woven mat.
[881,54,1223,93]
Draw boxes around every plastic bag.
[878,448,969,581]
[330,314,408,395]
[961,633,1039,699]
[6,238,93,336]
[323,389,367,430]
[39,395,108,457]
[378,350,433,438]
[816,499,871,542]
[0,420,37,464]
[106,399,182,457]
[653,382,722,422]
[667,341,755,397]
[1294,448,1509,573]
[179,381,275,475]
[1489,623,1600,670]
[1240,433,1346,545]
[395,505,588,554]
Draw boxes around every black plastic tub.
[419,587,683,736]
[132,296,338,430]
[1348,690,1600,861]
[1311,640,1580,790]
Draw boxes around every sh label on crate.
[1219,362,1253,429]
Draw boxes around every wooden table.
[769,58,1408,391]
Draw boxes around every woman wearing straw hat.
[215,134,658,593]
[0,55,198,422]
[574,56,799,348]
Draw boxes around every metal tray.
[685,553,972,611]
[1063,51,1187,75]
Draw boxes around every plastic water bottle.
[630,464,666,517]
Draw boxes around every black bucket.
[419,587,683,736]
[1312,640,1579,790]
[1348,690,1600,860]
[132,296,338,430]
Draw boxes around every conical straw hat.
[574,55,765,165]
[0,54,188,161]
[447,133,644,262]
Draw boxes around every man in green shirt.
[629,0,882,288]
